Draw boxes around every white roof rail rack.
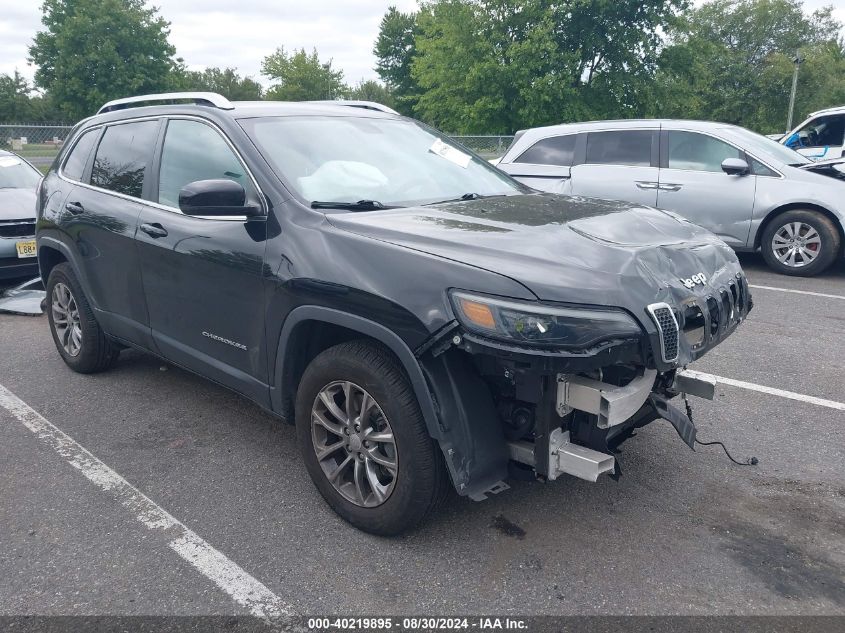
[97,92,235,115]
[306,100,399,115]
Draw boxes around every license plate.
[15,239,37,258]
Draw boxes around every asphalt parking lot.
[1,253,843,618]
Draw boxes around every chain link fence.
[0,124,74,171]
[451,135,514,159]
[0,124,513,170]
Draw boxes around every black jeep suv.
[36,93,751,534]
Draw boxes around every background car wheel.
[295,340,449,535]
[760,210,841,276]
[46,263,119,373]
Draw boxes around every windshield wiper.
[310,200,391,211]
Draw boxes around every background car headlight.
[450,291,643,349]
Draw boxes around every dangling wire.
[684,394,758,466]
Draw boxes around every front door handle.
[139,223,168,238]
[65,202,84,215]
[635,181,659,190]
[659,183,683,192]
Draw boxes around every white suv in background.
[495,119,845,276]
[780,105,845,161]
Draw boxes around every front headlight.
[450,290,642,349]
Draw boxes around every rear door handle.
[659,183,683,192]
[139,223,168,238]
[635,181,659,190]
[65,202,84,215]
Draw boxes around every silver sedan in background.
[0,150,41,281]
[495,120,845,276]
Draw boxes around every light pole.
[322,62,332,100]
[786,50,804,132]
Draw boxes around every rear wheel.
[46,263,119,373]
[761,210,840,276]
[295,340,449,535]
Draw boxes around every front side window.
[158,119,256,208]
[585,130,652,166]
[667,131,742,172]
[240,116,523,207]
[515,135,576,166]
[0,154,41,190]
[787,114,845,149]
[62,129,98,182]
[90,120,160,198]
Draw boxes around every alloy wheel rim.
[771,221,820,268]
[311,381,397,508]
[51,282,83,357]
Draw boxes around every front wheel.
[760,210,841,276]
[295,341,449,535]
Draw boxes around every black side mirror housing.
[178,179,262,217]
[721,158,750,176]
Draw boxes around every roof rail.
[809,104,845,117]
[306,100,399,115]
[97,92,235,115]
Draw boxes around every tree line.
[2,0,843,135]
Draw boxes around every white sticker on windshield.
[0,157,22,168]
[430,138,471,169]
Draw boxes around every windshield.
[240,116,524,207]
[722,127,811,166]
[0,155,41,189]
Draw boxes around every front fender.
[272,305,508,499]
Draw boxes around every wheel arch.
[37,243,69,287]
[756,203,845,255]
[272,306,441,438]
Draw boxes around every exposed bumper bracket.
[672,369,717,400]
[508,429,615,482]
[557,369,657,428]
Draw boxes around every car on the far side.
[0,150,41,279]
[495,120,845,276]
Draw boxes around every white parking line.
[0,383,294,621]
[748,284,845,300]
[683,370,845,411]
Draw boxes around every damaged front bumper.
[506,369,716,483]
[418,271,751,500]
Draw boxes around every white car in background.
[779,105,845,161]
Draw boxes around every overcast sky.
[0,0,843,88]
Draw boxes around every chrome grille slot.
[736,277,745,312]
[706,296,720,337]
[720,289,733,324]
[729,282,738,318]
[647,303,679,363]
[0,220,36,238]
[682,303,705,348]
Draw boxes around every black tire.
[295,340,449,535]
[760,210,841,277]
[46,263,119,373]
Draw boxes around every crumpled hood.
[0,188,37,220]
[327,193,743,318]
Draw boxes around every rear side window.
[515,135,576,166]
[157,119,256,208]
[667,131,741,172]
[62,129,98,181]
[90,120,160,198]
[586,130,652,166]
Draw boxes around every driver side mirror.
[721,158,749,176]
[179,179,262,217]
